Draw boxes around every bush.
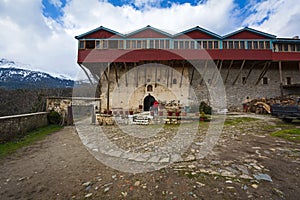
[47,110,62,125]
[199,101,212,115]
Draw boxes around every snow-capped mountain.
[0,58,74,89]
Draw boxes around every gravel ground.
[0,113,299,199]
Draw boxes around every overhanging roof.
[75,26,125,39]
[222,27,277,39]
[174,26,222,39]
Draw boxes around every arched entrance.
[143,94,155,111]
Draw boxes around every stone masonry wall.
[96,61,300,112]
[0,112,48,143]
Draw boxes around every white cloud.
[0,0,299,80]
[132,0,163,9]
[242,0,300,37]
[49,0,63,8]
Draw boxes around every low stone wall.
[0,112,48,143]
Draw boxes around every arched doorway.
[143,94,155,111]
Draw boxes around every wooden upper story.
[75,26,300,63]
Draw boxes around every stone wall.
[93,61,300,112]
[0,112,48,143]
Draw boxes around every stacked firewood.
[164,100,182,112]
[248,95,299,114]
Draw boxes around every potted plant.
[129,108,134,115]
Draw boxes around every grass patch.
[0,125,63,158]
[271,128,300,142]
[224,117,259,125]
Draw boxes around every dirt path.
[0,114,299,199]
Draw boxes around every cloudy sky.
[0,0,299,79]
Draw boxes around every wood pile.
[248,95,299,114]
[164,100,182,112]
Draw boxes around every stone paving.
[74,113,293,176]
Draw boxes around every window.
[296,44,300,51]
[118,40,123,49]
[203,41,207,48]
[137,40,142,48]
[103,40,108,49]
[85,40,95,49]
[284,44,288,51]
[234,41,239,49]
[190,41,195,49]
[265,41,270,49]
[259,41,264,49]
[262,77,268,85]
[291,44,295,52]
[253,41,258,49]
[228,41,233,49]
[96,41,101,49]
[132,40,137,48]
[286,77,292,85]
[174,41,178,49]
[108,40,118,49]
[242,77,246,84]
[126,40,130,49]
[165,40,170,49]
[79,41,85,49]
[223,41,227,49]
[278,44,282,51]
[147,85,153,92]
[208,41,213,49]
[172,78,177,84]
[142,40,147,48]
[179,41,184,49]
[247,41,252,49]
[185,41,189,49]
[214,41,219,49]
[160,40,165,49]
[240,41,245,49]
[155,40,159,48]
[150,40,154,48]
[197,41,201,49]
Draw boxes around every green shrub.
[199,101,212,115]
[47,110,62,124]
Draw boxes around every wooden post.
[232,60,246,85]
[166,63,170,87]
[124,62,128,87]
[135,62,138,87]
[225,60,234,84]
[179,61,185,88]
[200,60,208,85]
[155,63,158,87]
[145,64,147,84]
[190,67,195,85]
[78,64,94,84]
[170,67,174,88]
[279,61,283,96]
[255,61,270,85]
[279,61,283,84]
[213,60,223,86]
[107,63,110,112]
[243,61,257,84]
[210,60,219,85]
[114,63,119,87]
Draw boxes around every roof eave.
[174,26,222,39]
[222,27,277,39]
[75,26,124,39]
